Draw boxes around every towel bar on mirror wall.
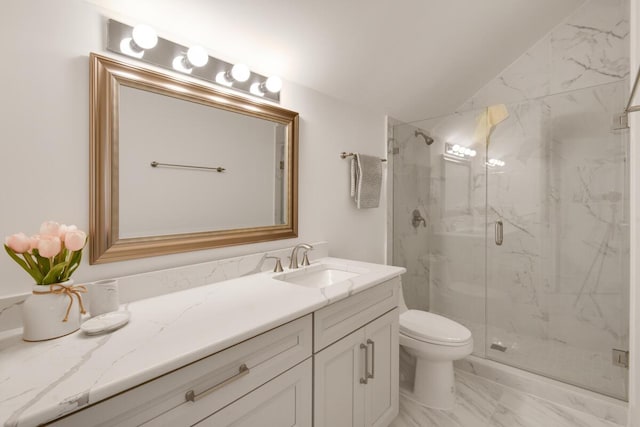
[150,161,226,173]
[340,152,387,162]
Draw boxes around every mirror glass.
[118,86,288,238]
[90,54,298,264]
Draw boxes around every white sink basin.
[274,264,367,288]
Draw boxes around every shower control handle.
[412,209,426,228]
[495,220,503,246]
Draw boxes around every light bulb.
[250,82,265,97]
[132,24,157,50]
[215,71,233,87]
[464,148,472,155]
[470,150,477,157]
[172,56,192,74]
[453,144,460,152]
[120,37,144,58]
[265,76,282,93]
[231,64,250,82]
[187,46,208,67]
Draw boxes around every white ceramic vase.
[22,279,84,342]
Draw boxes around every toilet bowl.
[398,286,473,410]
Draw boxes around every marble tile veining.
[391,370,623,427]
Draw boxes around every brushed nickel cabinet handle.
[367,339,375,379]
[185,364,250,402]
[495,220,503,246]
[360,343,369,384]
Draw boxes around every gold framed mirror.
[89,53,298,264]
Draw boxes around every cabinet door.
[364,308,399,427]
[314,327,366,427]
[193,358,312,427]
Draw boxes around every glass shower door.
[484,99,550,370]
[391,80,629,399]
[485,81,629,399]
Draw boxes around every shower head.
[415,130,434,146]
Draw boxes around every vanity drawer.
[50,314,312,427]
[313,277,399,352]
[190,358,312,427]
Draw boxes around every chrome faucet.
[289,243,313,269]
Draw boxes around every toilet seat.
[400,310,472,346]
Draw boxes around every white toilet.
[398,286,473,410]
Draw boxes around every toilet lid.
[400,310,472,345]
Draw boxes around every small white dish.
[81,311,130,335]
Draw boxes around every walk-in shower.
[390,80,630,400]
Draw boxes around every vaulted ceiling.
[88,0,584,122]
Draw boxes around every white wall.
[0,0,387,297]
[629,0,639,423]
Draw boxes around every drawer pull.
[185,364,250,402]
[359,343,369,384]
[367,339,375,379]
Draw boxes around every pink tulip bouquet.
[4,221,87,286]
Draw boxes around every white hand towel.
[350,158,357,197]
[351,153,382,209]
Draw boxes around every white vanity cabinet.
[50,315,312,427]
[47,276,401,427]
[313,278,400,427]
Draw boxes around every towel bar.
[150,161,226,172]
[340,152,387,162]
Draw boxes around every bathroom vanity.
[0,258,404,427]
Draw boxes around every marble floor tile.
[489,391,620,427]
[391,370,622,427]
[444,317,627,400]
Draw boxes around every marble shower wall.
[392,123,432,312]
[460,0,629,111]
[391,0,629,399]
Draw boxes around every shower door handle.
[495,220,503,246]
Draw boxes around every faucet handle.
[301,251,311,266]
[265,256,284,272]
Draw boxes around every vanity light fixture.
[445,142,476,159]
[119,24,158,59]
[107,19,281,102]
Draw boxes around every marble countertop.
[0,257,405,427]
